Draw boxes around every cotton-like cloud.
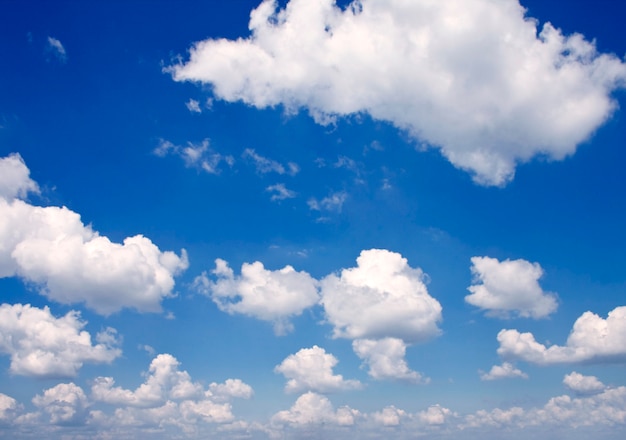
[353,338,427,383]
[170,0,626,186]
[275,345,362,393]
[417,405,454,426]
[480,362,528,381]
[46,36,66,62]
[266,183,297,201]
[242,148,299,175]
[194,259,319,335]
[497,306,626,364]
[371,406,406,426]
[33,383,88,425]
[320,249,442,342]
[0,393,19,423]
[0,154,189,315]
[154,139,234,174]
[271,392,359,427]
[466,256,558,319]
[0,303,120,378]
[186,98,202,113]
[0,153,39,199]
[563,372,606,395]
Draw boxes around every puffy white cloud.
[274,345,362,393]
[497,306,626,364]
[0,153,39,199]
[194,259,319,335]
[417,404,454,426]
[153,138,234,174]
[466,256,558,319]
[320,249,442,342]
[208,379,254,402]
[480,362,528,381]
[0,303,120,378]
[185,98,202,113]
[353,338,426,383]
[242,148,299,175]
[0,154,189,315]
[0,393,19,423]
[46,36,66,62]
[563,372,606,395]
[371,405,406,426]
[271,392,359,426]
[169,0,626,186]
[266,183,297,201]
[33,383,88,425]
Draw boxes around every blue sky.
[1,0,626,438]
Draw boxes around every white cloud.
[46,36,66,62]
[371,405,406,426]
[266,183,297,201]
[271,392,358,426]
[563,372,606,395]
[208,379,254,402]
[154,138,234,174]
[0,303,120,378]
[33,383,88,425]
[0,393,19,423]
[417,405,454,426]
[307,190,347,212]
[194,259,319,335]
[242,148,299,175]
[320,249,442,342]
[0,153,39,199]
[480,362,528,381]
[466,256,558,319]
[186,98,202,113]
[169,0,626,186]
[274,345,362,393]
[353,338,427,383]
[497,306,626,364]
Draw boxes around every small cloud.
[185,99,202,113]
[266,183,297,201]
[46,36,66,63]
[308,191,347,213]
[154,138,234,175]
[242,148,298,176]
[563,372,606,395]
[480,362,528,381]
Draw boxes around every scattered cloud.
[33,383,88,425]
[371,405,406,426]
[466,256,558,319]
[46,36,66,63]
[320,249,442,342]
[480,362,528,381]
[308,190,347,213]
[266,183,297,201]
[0,303,120,378]
[169,0,626,186]
[275,345,362,393]
[193,259,319,335]
[353,338,428,383]
[185,98,202,113]
[271,392,359,427]
[0,393,19,423]
[0,154,189,315]
[154,138,234,174]
[242,148,299,175]
[563,372,606,395]
[497,306,626,364]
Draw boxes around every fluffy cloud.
[169,0,626,185]
[266,183,297,201]
[274,346,362,393]
[153,138,234,174]
[0,154,189,315]
[320,249,442,342]
[0,393,19,423]
[185,98,202,113]
[0,153,39,199]
[194,259,319,335]
[371,405,406,426]
[466,256,558,319]
[353,338,426,383]
[497,306,626,364]
[0,303,120,378]
[271,392,359,427]
[33,383,88,425]
[563,372,606,395]
[480,362,528,381]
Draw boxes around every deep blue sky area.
[1,1,626,439]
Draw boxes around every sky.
[1,0,626,438]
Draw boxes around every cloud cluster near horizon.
[169,0,626,186]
